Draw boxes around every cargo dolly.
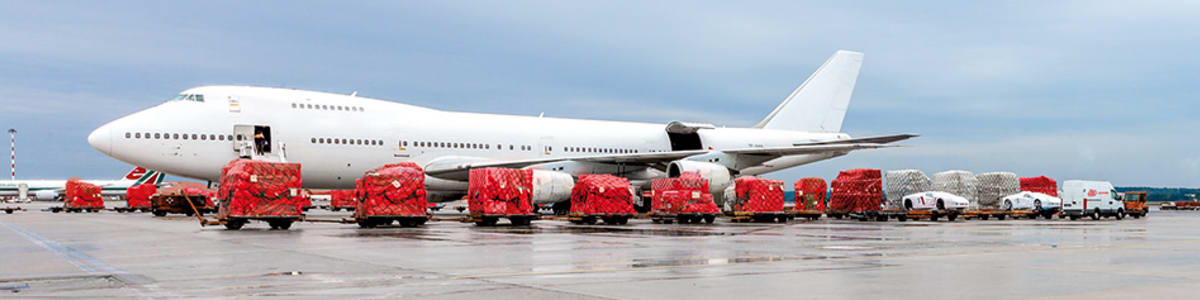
[852,209,962,222]
[788,209,823,221]
[729,211,789,223]
[568,212,632,225]
[650,212,716,224]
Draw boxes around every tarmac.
[1,201,1198,299]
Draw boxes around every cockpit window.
[170,94,206,102]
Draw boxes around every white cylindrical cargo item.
[885,170,931,210]
[530,170,575,204]
[722,184,737,212]
[976,172,1020,209]
[932,170,979,209]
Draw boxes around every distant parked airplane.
[0,167,164,200]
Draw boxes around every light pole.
[7,129,14,180]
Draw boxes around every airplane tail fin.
[753,50,864,132]
[119,167,164,186]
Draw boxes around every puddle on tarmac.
[472,226,731,237]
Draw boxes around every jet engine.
[34,190,60,201]
[531,170,575,204]
[666,160,732,204]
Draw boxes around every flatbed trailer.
[469,212,538,226]
[650,212,717,224]
[854,209,963,222]
[150,194,215,217]
[729,211,789,223]
[789,209,823,221]
[568,213,633,225]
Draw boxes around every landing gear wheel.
[703,215,715,224]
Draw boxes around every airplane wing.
[424,134,916,178]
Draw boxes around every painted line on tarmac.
[0,222,173,297]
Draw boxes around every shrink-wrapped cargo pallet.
[468,168,535,225]
[568,174,635,225]
[356,162,428,227]
[885,170,931,210]
[217,159,305,230]
[1020,176,1058,197]
[932,170,978,209]
[976,172,1020,209]
[830,169,883,214]
[64,178,104,211]
[125,183,156,210]
[794,177,827,211]
[329,189,357,210]
[650,172,719,224]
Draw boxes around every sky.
[0,1,1196,187]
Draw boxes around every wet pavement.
[1,201,1197,299]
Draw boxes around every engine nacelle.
[34,190,60,201]
[666,160,732,204]
[531,170,575,204]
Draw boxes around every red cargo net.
[65,178,104,209]
[1019,176,1058,197]
[651,172,718,214]
[358,162,427,217]
[569,174,635,215]
[125,183,156,208]
[217,159,304,217]
[329,189,357,208]
[468,168,534,216]
[731,176,785,213]
[830,168,883,212]
[794,177,827,211]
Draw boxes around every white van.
[1061,180,1124,220]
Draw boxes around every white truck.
[1061,180,1124,220]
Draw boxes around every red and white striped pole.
[8,129,14,180]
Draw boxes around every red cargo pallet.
[568,174,635,225]
[468,168,537,226]
[118,183,156,213]
[829,169,883,219]
[52,178,104,213]
[328,189,357,211]
[729,176,788,223]
[1019,176,1058,197]
[354,162,429,228]
[792,177,827,220]
[216,159,305,230]
[650,172,719,224]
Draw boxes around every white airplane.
[0,167,165,201]
[86,50,915,205]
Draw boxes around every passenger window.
[174,133,181,139]
[291,103,297,108]
[124,132,131,139]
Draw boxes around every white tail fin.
[754,50,864,132]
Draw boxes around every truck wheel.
[1132,213,1141,219]
[223,220,245,230]
[1091,211,1100,220]
[1116,209,1125,220]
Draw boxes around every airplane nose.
[88,124,112,155]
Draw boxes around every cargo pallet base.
[49,206,103,213]
[470,213,538,226]
[356,216,428,228]
[650,213,717,224]
[112,207,151,213]
[851,210,963,222]
[789,209,824,221]
[568,213,632,225]
[3,207,22,214]
[729,212,790,223]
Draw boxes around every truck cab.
[1123,191,1148,218]
[1061,180,1124,220]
